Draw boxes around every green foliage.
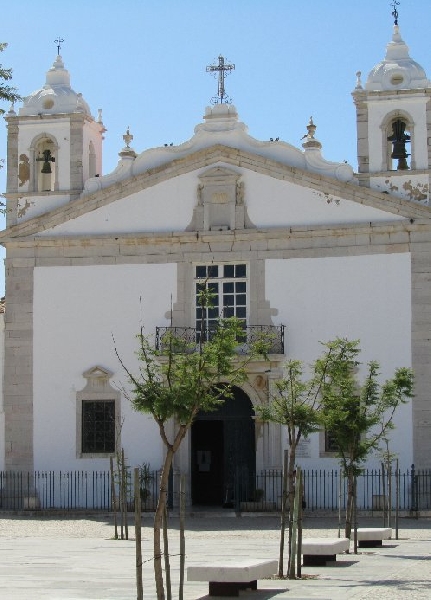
[256,359,321,446]
[119,314,260,429]
[0,43,20,115]
[115,290,273,598]
[315,338,414,475]
[116,286,271,441]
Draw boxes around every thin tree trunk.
[296,469,303,579]
[179,474,186,600]
[154,449,174,600]
[279,449,288,578]
[122,448,129,541]
[287,446,296,577]
[353,475,358,554]
[163,505,172,600]
[381,462,387,527]
[387,462,392,528]
[110,457,118,540]
[345,471,354,541]
[337,469,342,538]
[395,459,399,540]
[288,467,300,579]
[134,467,143,600]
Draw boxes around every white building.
[1,20,430,506]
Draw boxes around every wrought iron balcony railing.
[155,325,285,355]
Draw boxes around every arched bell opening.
[384,114,413,171]
[31,135,58,192]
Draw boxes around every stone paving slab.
[0,515,430,599]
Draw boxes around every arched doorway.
[191,386,255,507]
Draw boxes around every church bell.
[388,119,410,170]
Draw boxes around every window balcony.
[155,325,285,355]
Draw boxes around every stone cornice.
[2,144,431,241]
[2,218,430,248]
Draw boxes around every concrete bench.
[187,558,278,597]
[356,527,392,547]
[301,537,350,566]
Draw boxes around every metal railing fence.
[0,466,429,512]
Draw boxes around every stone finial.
[302,116,322,150]
[119,126,137,159]
[123,126,133,149]
[355,71,363,90]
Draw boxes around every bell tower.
[352,13,431,204]
[4,51,105,225]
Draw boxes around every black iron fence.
[0,466,430,512]
[236,466,431,512]
[0,470,160,511]
[155,325,285,354]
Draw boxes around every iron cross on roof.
[206,55,235,104]
[54,36,64,55]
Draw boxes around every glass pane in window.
[208,265,218,278]
[236,294,246,306]
[235,264,246,277]
[224,265,234,278]
[236,307,246,318]
[196,266,206,278]
[223,282,234,293]
[224,306,234,318]
[223,295,234,306]
[235,282,246,293]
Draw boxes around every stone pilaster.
[411,236,431,469]
[70,114,85,193]
[3,253,34,472]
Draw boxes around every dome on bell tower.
[366,25,429,91]
[19,55,91,116]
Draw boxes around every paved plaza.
[0,514,430,599]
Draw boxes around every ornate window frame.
[76,366,121,459]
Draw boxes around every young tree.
[0,43,20,114]
[1,42,20,202]
[116,288,270,600]
[256,360,321,578]
[315,338,413,538]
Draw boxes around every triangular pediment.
[1,145,430,242]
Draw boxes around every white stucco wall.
[41,169,405,237]
[266,252,412,469]
[33,263,177,472]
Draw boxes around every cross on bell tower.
[206,55,235,104]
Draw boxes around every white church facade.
[1,20,431,506]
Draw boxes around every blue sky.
[0,0,430,295]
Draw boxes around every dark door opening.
[191,387,255,507]
[191,420,224,505]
